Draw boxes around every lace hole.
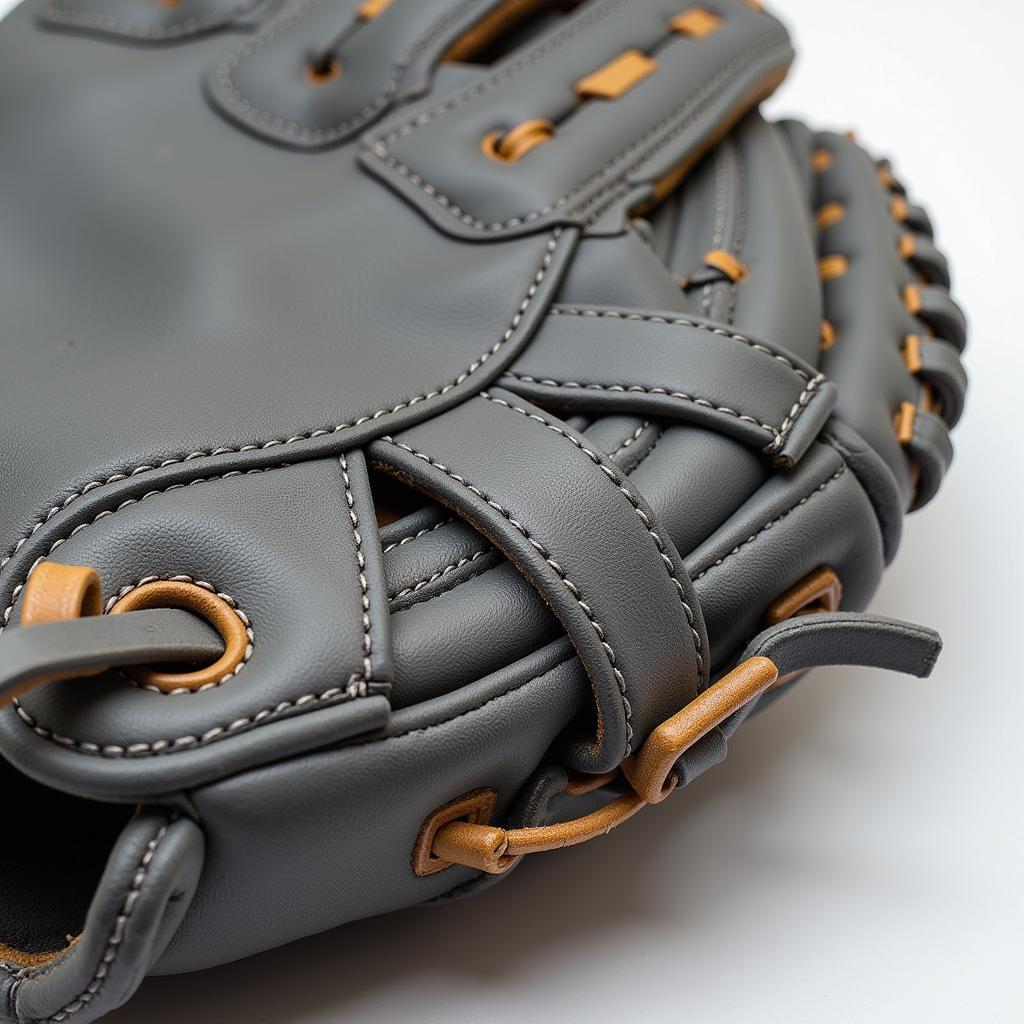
[304,56,342,86]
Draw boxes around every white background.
[4,0,1021,1020]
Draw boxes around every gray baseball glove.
[0,1,967,1021]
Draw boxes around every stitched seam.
[0,230,561,583]
[1,468,378,758]
[378,433,634,753]
[340,454,373,680]
[0,469,274,633]
[481,393,703,679]
[381,517,454,553]
[693,466,846,581]
[105,575,254,696]
[370,24,788,232]
[610,421,649,458]
[548,306,817,381]
[44,0,259,40]
[385,651,578,744]
[703,142,730,318]
[507,372,785,444]
[388,548,491,601]
[629,425,664,472]
[32,822,172,1018]
[212,0,481,144]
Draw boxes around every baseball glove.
[0,0,967,1020]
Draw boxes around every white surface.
[4,0,1021,1020]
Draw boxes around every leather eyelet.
[109,580,249,693]
[482,119,555,162]
[304,57,342,87]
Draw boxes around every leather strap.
[0,610,224,711]
[425,611,941,874]
[505,305,836,467]
[372,388,708,773]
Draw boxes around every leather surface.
[0,0,968,1019]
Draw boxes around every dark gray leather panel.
[363,0,793,239]
[0,0,574,589]
[156,641,588,972]
[0,460,393,798]
[210,0,508,147]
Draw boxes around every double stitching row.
[339,454,375,682]
[212,0,483,144]
[481,393,703,681]
[0,230,562,588]
[44,0,260,40]
[379,432,634,754]
[370,2,787,232]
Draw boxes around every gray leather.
[0,610,223,710]
[0,0,968,1019]
[7,812,203,1024]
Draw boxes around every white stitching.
[340,454,373,681]
[506,372,783,444]
[369,5,788,233]
[379,433,635,754]
[44,0,259,40]
[480,393,703,679]
[0,230,561,583]
[38,821,172,1020]
[211,0,481,145]
[12,680,374,759]
[693,466,846,581]
[381,517,454,553]
[517,306,827,454]
[104,575,254,696]
[610,422,650,458]
[388,548,491,601]
[547,307,817,381]
[1,468,376,757]
[0,469,274,633]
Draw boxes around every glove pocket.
[0,455,393,802]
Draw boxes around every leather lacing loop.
[415,655,781,875]
[480,6,730,163]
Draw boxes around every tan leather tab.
[890,195,910,223]
[903,334,923,375]
[766,567,842,625]
[811,148,833,172]
[898,232,917,260]
[443,0,545,63]
[20,562,102,627]
[895,401,917,445]
[356,0,392,19]
[412,789,498,876]
[621,656,779,804]
[575,50,660,101]
[820,319,837,351]
[818,254,849,281]
[903,283,923,315]
[109,580,249,693]
[669,6,723,37]
[816,201,846,230]
[704,249,748,282]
